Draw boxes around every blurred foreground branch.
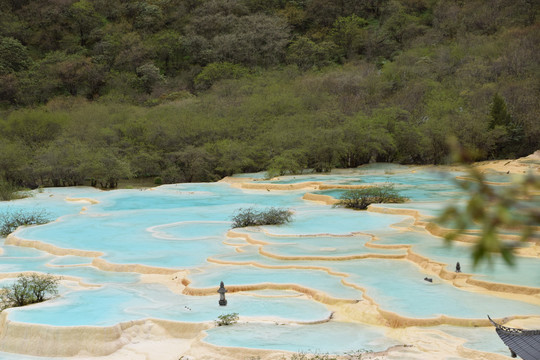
[439,148,539,267]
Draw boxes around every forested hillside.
[0,0,538,188]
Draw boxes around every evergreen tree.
[489,93,512,129]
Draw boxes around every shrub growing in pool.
[0,273,59,310]
[0,179,29,201]
[0,208,51,236]
[231,207,293,228]
[215,312,239,326]
[286,349,374,359]
[334,184,407,210]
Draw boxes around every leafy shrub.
[288,353,339,360]
[231,207,293,228]
[136,63,163,94]
[159,90,194,103]
[154,176,163,185]
[285,349,374,360]
[266,150,307,178]
[215,312,239,326]
[334,184,407,210]
[0,273,59,310]
[0,208,51,236]
[0,179,29,201]
[439,158,540,266]
[194,62,249,90]
[343,349,374,359]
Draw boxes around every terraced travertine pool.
[0,164,538,360]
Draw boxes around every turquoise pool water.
[334,259,540,318]
[0,165,538,357]
[8,283,331,326]
[375,231,540,288]
[436,325,512,357]
[204,322,396,354]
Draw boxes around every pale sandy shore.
[0,154,538,360]
[0,307,523,360]
[471,150,540,175]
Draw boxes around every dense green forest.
[0,0,538,188]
